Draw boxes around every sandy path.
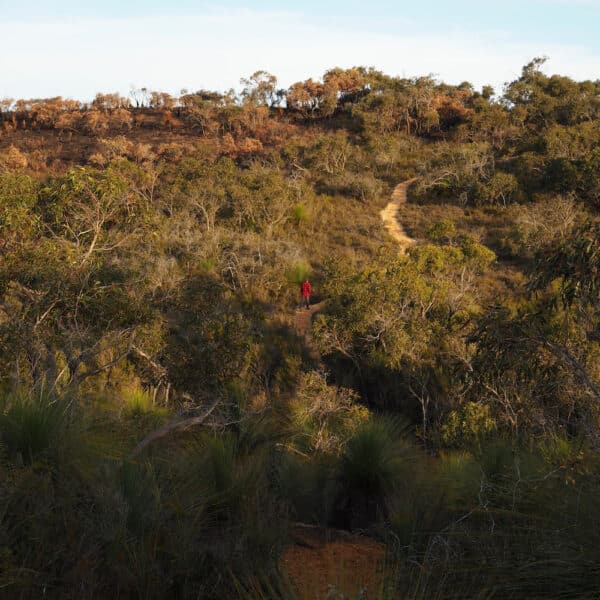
[380,179,418,252]
[294,178,418,351]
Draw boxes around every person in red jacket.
[301,278,312,309]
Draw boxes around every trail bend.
[293,178,418,353]
[380,178,419,253]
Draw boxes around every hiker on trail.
[301,279,312,309]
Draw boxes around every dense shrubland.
[0,59,599,598]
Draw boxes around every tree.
[286,78,325,118]
[0,97,14,113]
[109,108,134,131]
[529,222,600,313]
[323,67,368,103]
[470,223,600,434]
[240,71,278,107]
[149,91,175,110]
[129,86,151,108]
[481,85,495,100]
[504,58,600,129]
[82,109,109,135]
[93,93,131,111]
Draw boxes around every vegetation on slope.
[0,59,599,598]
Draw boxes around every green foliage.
[338,417,412,501]
[481,171,520,205]
[529,221,600,310]
[459,235,496,270]
[0,173,38,249]
[285,261,312,286]
[441,402,497,449]
[292,203,308,225]
[427,219,456,243]
[119,460,162,535]
[122,385,167,423]
[0,61,599,598]
[0,388,69,464]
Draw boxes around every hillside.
[0,61,599,598]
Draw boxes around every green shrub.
[340,419,407,496]
[292,203,309,225]
[285,261,312,286]
[427,219,457,243]
[122,385,167,422]
[459,235,496,270]
[123,386,154,416]
[0,388,69,464]
[441,402,497,449]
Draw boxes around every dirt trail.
[294,300,326,360]
[281,525,387,599]
[380,179,418,252]
[293,178,417,348]
[283,182,420,595]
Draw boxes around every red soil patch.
[281,525,387,599]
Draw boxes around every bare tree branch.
[71,330,137,384]
[539,338,600,402]
[130,398,220,458]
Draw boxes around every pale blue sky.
[1,1,599,100]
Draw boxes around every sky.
[1,0,599,101]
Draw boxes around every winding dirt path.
[293,179,418,354]
[380,179,418,252]
[283,181,419,595]
[293,178,417,347]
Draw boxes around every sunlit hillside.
[0,60,599,598]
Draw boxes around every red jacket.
[301,281,311,297]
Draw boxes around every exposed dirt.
[287,305,390,597]
[282,181,420,597]
[281,525,387,599]
[294,300,327,361]
[380,179,419,253]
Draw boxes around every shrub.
[123,386,155,417]
[290,371,369,454]
[0,145,28,170]
[292,203,308,225]
[333,417,415,527]
[441,402,497,449]
[459,235,496,270]
[427,219,457,243]
[285,261,312,286]
[0,388,69,464]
